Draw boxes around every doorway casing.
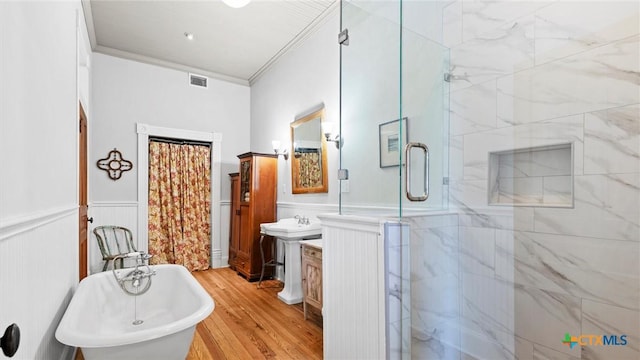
[136,123,223,267]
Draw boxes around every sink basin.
[260,218,322,239]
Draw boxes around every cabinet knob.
[1,323,20,357]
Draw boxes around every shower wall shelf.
[488,143,574,208]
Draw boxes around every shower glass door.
[339,0,401,216]
[340,1,452,358]
[400,7,450,215]
[339,0,449,216]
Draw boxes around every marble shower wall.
[444,1,640,359]
[408,214,461,359]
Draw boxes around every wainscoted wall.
[219,201,231,268]
[276,202,337,221]
[445,1,639,359]
[320,214,387,359]
[0,210,78,360]
[88,202,138,274]
[0,1,90,359]
[89,201,229,271]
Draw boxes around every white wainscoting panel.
[88,202,138,274]
[90,201,227,271]
[276,202,338,221]
[320,214,387,359]
[0,208,77,359]
[217,201,231,268]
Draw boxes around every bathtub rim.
[55,264,214,348]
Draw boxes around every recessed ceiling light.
[184,32,194,40]
[221,0,251,8]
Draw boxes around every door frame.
[136,123,222,265]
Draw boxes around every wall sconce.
[272,140,289,160]
[322,122,342,149]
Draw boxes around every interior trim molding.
[248,1,340,85]
[276,201,338,213]
[94,45,249,86]
[90,201,139,208]
[80,0,96,49]
[278,202,464,219]
[211,248,224,268]
[0,206,77,242]
[137,123,223,257]
[82,0,337,87]
[318,213,383,234]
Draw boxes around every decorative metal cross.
[97,148,133,180]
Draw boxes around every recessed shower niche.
[488,143,574,207]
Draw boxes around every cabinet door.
[302,248,322,309]
[240,158,251,203]
[238,204,252,258]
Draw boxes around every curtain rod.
[149,136,211,148]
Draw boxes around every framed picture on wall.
[379,117,408,168]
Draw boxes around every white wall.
[91,53,250,202]
[250,10,340,217]
[90,53,250,270]
[0,1,89,359]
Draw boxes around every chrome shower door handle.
[404,142,429,202]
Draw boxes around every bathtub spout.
[112,252,156,296]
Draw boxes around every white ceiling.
[83,0,338,85]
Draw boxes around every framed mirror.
[290,107,328,194]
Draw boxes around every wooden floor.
[76,267,321,360]
[186,267,323,360]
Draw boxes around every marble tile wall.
[489,144,573,206]
[408,214,460,360]
[442,1,640,359]
[386,221,411,359]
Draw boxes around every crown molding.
[248,1,339,85]
[94,46,250,86]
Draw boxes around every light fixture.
[322,121,342,149]
[272,140,289,160]
[221,0,251,8]
[293,142,301,158]
[184,32,194,40]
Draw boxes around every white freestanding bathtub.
[55,264,214,360]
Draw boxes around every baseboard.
[211,249,228,268]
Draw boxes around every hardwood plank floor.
[186,267,323,360]
[76,267,320,360]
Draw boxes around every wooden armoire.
[228,152,278,281]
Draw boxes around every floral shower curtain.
[148,140,211,271]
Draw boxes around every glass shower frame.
[339,0,450,217]
[339,0,452,358]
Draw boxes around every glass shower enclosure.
[339,1,640,360]
[339,0,450,216]
[339,0,453,358]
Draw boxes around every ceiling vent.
[189,73,208,88]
